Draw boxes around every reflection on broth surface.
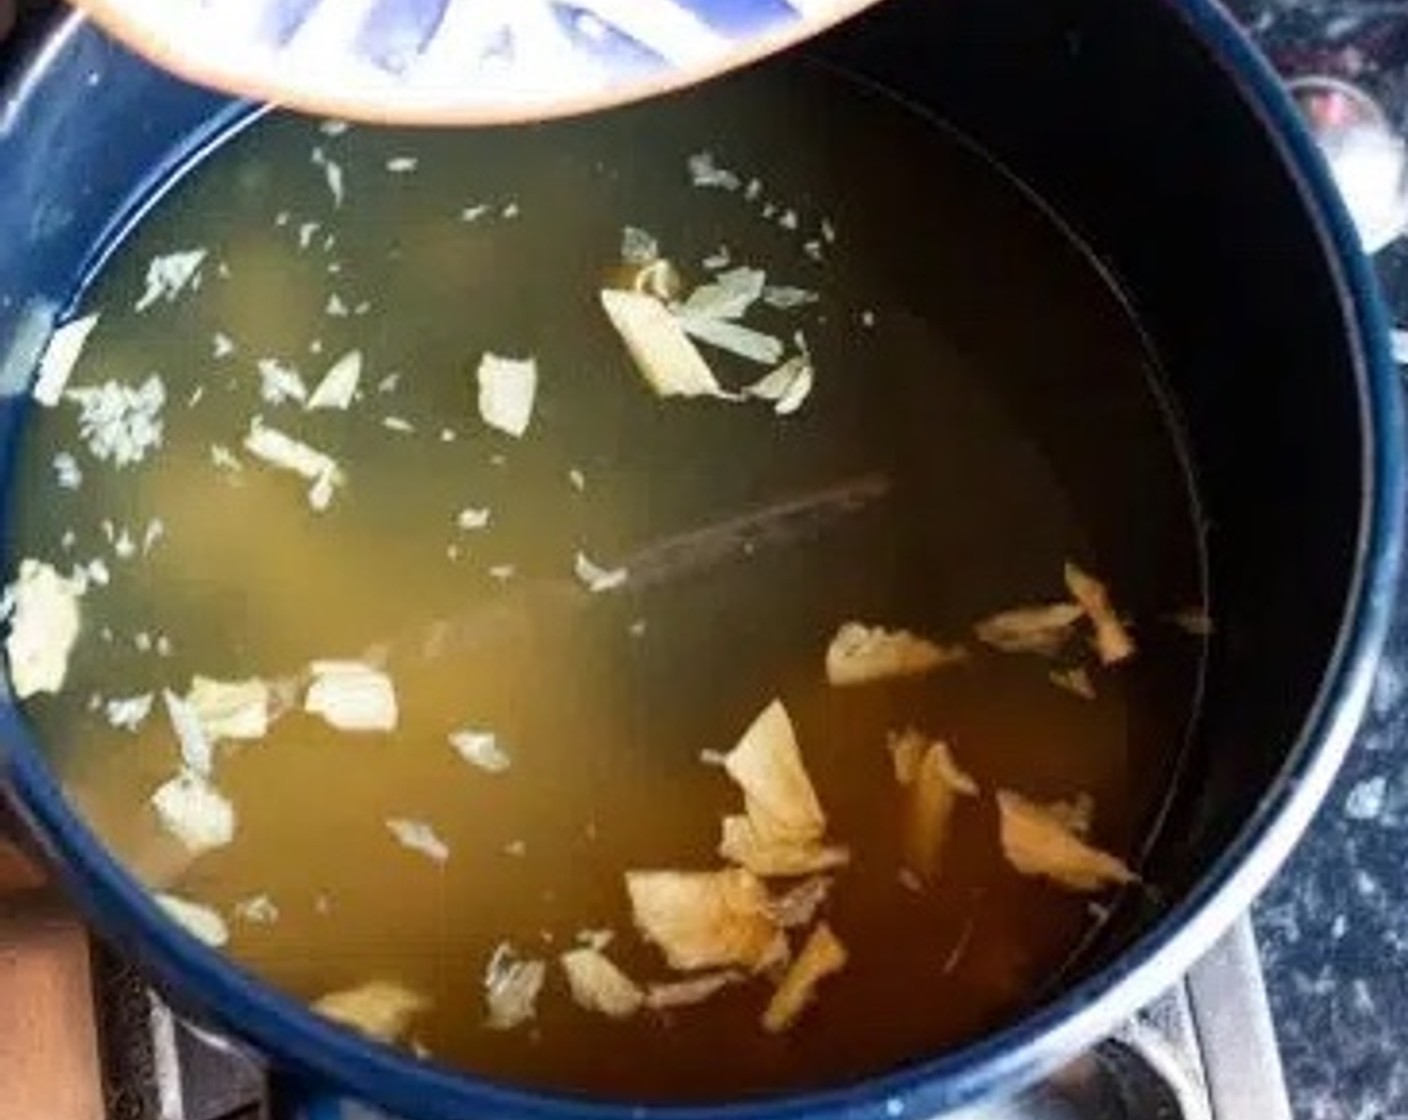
[6,61,1205,1101]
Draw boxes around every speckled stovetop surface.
[1231,7,1408,1119]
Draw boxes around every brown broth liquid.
[9,62,1204,1102]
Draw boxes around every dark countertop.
[1238,10,1408,1116]
[1255,593,1408,1120]
[1215,5,1408,1119]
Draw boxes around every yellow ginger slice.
[599,289,725,399]
[721,699,824,845]
[997,790,1136,892]
[645,970,743,1010]
[899,734,978,883]
[4,559,82,699]
[762,922,848,1033]
[560,947,644,1019]
[1064,562,1135,665]
[974,603,1084,656]
[626,868,785,972]
[314,980,428,1042]
[825,622,966,686]
[718,815,849,877]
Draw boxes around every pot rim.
[2,4,1403,1119]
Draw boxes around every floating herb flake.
[386,818,449,863]
[134,250,206,312]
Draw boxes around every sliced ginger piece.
[599,289,726,399]
[187,675,270,741]
[997,790,1135,892]
[1048,666,1096,700]
[1044,792,1095,836]
[626,868,786,973]
[560,947,644,1019]
[825,622,967,687]
[887,728,927,786]
[722,700,825,845]
[483,943,546,1030]
[762,922,848,1033]
[900,735,978,883]
[974,603,1084,656]
[1064,562,1135,665]
[766,875,834,930]
[718,815,849,877]
[314,980,428,1043]
[645,970,743,1010]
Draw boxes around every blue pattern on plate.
[82,0,856,121]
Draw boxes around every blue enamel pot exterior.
[0,1,1402,1118]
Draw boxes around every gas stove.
[2,2,1405,1119]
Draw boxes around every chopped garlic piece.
[1064,563,1135,665]
[307,350,363,410]
[680,267,766,320]
[718,815,849,877]
[105,692,154,732]
[3,559,82,699]
[164,689,214,776]
[687,151,741,190]
[974,602,1085,656]
[456,506,490,531]
[762,923,848,1033]
[745,356,813,415]
[257,358,308,405]
[676,314,785,366]
[763,286,819,310]
[1049,666,1096,700]
[574,550,628,593]
[449,729,511,773]
[151,770,235,854]
[134,249,206,312]
[825,622,966,687]
[645,970,742,1010]
[314,980,428,1042]
[722,700,825,845]
[305,661,397,732]
[484,943,546,1030]
[767,876,833,929]
[310,147,345,208]
[599,289,725,398]
[34,314,99,406]
[902,737,977,883]
[626,868,784,972]
[155,893,228,946]
[385,818,449,863]
[560,947,644,1019]
[233,894,279,924]
[475,353,537,438]
[67,375,166,466]
[187,676,269,741]
[621,225,659,265]
[52,451,82,489]
[997,790,1135,892]
[243,420,343,510]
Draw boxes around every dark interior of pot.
[0,0,1374,1109]
[814,0,1365,978]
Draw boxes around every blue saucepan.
[0,0,1402,1118]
